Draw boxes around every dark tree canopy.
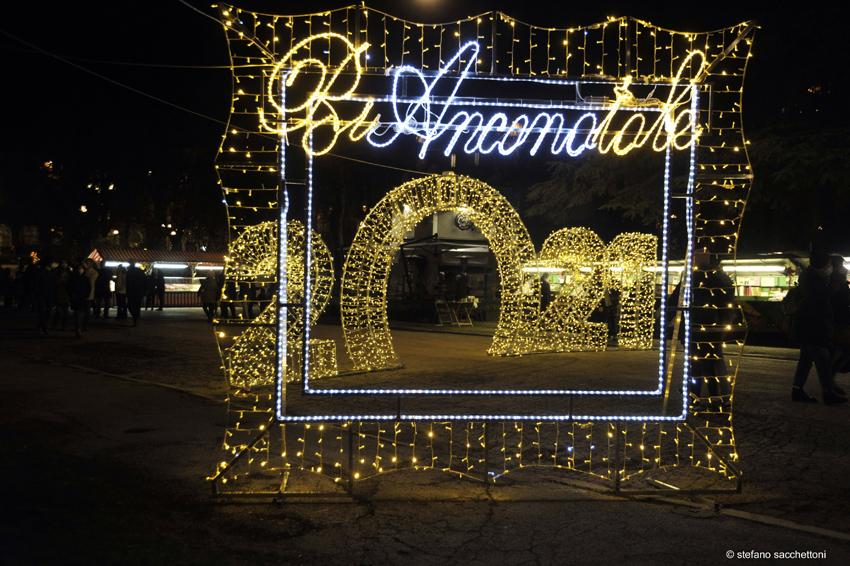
[740,125,850,253]
[524,149,693,250]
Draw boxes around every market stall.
[88,248,226,308]
[654,254,850,340]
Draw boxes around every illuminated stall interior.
[88,248,225,307]
[389,210,493,319]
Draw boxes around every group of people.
[4,257,153,337]
[196,273,276,323]
[662,249,850,409]
[789,251,849,405]
[4,259,279,330]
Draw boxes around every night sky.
[0,0,843,237]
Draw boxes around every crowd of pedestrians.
[0,257,166,337]
[1,258,276,333]
[660,249,850,410]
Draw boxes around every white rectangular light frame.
[274,77,701,423]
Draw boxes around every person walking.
[791,250,848,405]
[828,254,850,394]
[145,270,157,310]
[126,261,146,327]
[114,265,128,320]
[219,278,237,319]
[94,265,113,318]
[197,271,220,323]
[155,268,165,310]
[51,259,71,331]
[540,273,552,312]
[33,259,55,335]
[83,259,98,329]
[68,263,91,338]
[239,281,256,319]
[0,267,12,309]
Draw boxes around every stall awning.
[89,248,225,265]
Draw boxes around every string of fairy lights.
[533,229,658,353]
[216,220,335,390]
[337,173,658,381]
[214,419,738,488]
[210,3,753,493]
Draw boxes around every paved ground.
[1,306,849,565]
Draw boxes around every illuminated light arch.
[224,222,276,281]
[220,220,334,389]
[224,220,333,329]
[341,172,539,370]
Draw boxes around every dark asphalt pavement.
[1,306,849,565]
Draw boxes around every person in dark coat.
[197,271,220,322]
[540,273,552,311]
[219,276,237,319]
[0,267,12,309]
[94,265,113,318]
[145,271,157,310]
[126,261,147,327]
[240,281,257,319]
[792,250,848,404]
[68,263,91,338]
[33,259,55,335]
[83,259,98,328]
[114,265,128,320]
[155,268,165,310]
[51,259,71,331]
[829,255,850,392]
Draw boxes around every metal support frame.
[210,420,357,502]
[210,415,276,496]
[484,422,491,482]
[612,421,743,496]
[210,417,740,500]
[613,421,622,492]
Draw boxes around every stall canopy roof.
[89,248,225,264]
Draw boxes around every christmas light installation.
[340,172,538,371]
[535,227,610,353]
[606,233,657,350]
[210,4,753,495]
[216,220,335,391]
[257,33,707,161]
[336,209,658,398]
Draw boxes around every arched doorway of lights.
[340,172,541,370]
